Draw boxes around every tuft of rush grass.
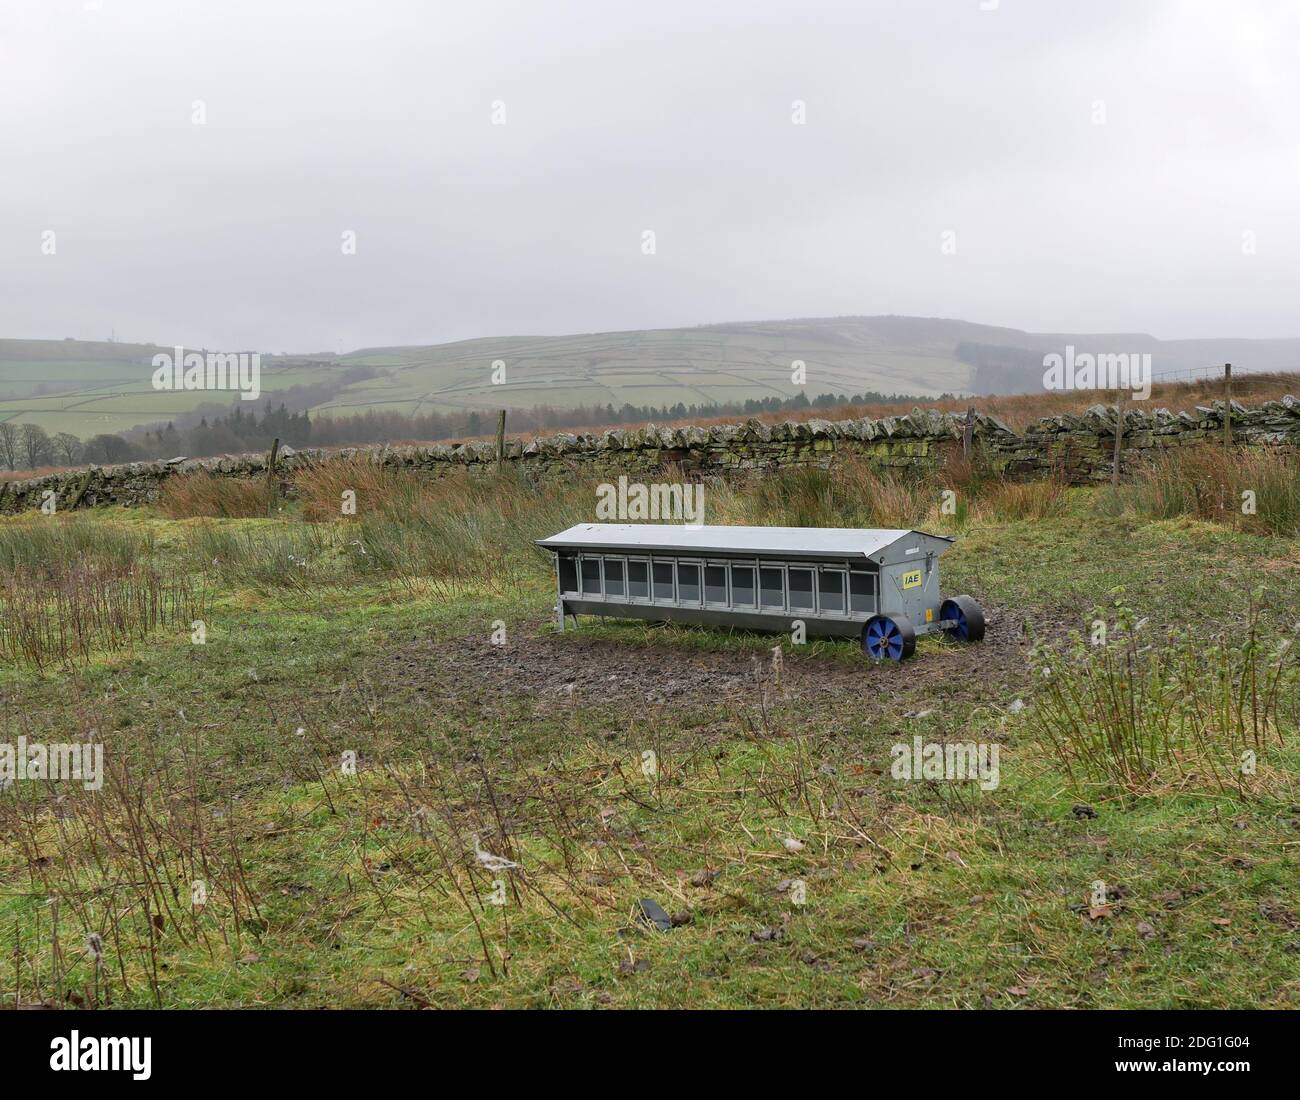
[183,520,338,593]
[975,476,1068,523]
[1027,601,1297,800]
[158,470,273,519]
[0,515,150,577]
[707,450,1071,532]
[709,456,932,529]
[296,459,590,591]
[292,453,418,523]
[0,561,206,672]
[0,516,204,670]
[1123,446,1300,536]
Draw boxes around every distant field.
[310,322,976,423]
[0,340,341,437]
[3,318,1298,438]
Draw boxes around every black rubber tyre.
[939,595,985,643]
[861,613,917,661]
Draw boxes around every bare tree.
[52,432,83,466]
[0,421,18,470]
[20,423,53,470]
[83,433,137,465]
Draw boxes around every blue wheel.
[862,614,916,661]
[940,595,985,643]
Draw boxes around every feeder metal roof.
[536,524,953,562]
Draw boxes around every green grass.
[0,340,350,436]
[0,483,1297,1009]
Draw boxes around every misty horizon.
[7,308,1300,358]
[4,0,1299,354]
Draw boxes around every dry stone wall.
[1,396,1297,513]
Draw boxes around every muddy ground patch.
[386,605,1058,715]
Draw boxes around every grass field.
[0,343,347,438]
[0,457,1297,1009]
[312,322,979,422]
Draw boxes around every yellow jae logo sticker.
[901,569,923,590]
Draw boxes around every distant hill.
[2,317,1298,437]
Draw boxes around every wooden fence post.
[962,406,974,458]
[266,437,280,516]
[1223,363,1232,450]
[1112,389,1125,489]
[495,410,507,469]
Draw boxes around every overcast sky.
[2,0,1298,352]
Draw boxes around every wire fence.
[1147,363,1300,385]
